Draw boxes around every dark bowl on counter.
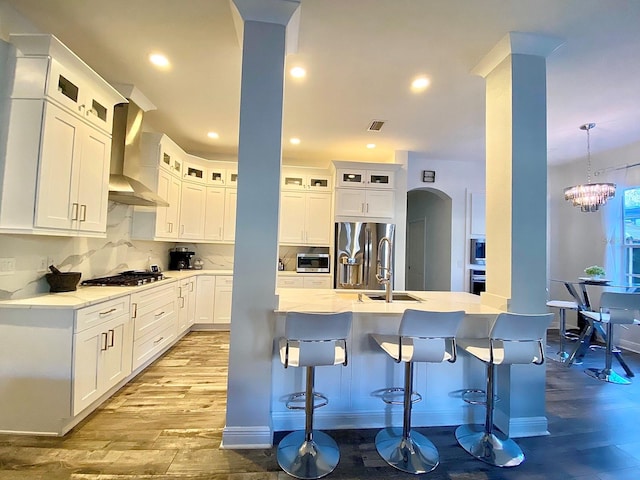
[45,272,82,292]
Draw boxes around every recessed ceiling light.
[411,76,430,92]
[290,67,306,78]
[290,137,301,145]
[366,144,376,149]
[149,53,170,68]
[207,132,219,139]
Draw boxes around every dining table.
[551,278,635,377]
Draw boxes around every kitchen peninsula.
[272,289,550,439]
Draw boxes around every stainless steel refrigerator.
[334,222,395,289]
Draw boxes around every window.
[623,188,640,285]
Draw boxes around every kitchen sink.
[365,292,422,302]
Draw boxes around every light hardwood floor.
[1,330,640,479]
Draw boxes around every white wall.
[407,154,485,291]
[549,138,640,352]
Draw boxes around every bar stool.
[546,300,579,362]
[276,311,352,479]
[370,309,464,474]
[582,292,640,385]
[455,312,553,468]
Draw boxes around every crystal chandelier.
[564,123,616,212]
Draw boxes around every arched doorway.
[406,188,453,291]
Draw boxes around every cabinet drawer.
[130,282,177,306]
[216,275,233,287]
[75,296,131,333]
[303,276,332,289]
[132,320,176,371]
[133,297,177,341]
[277,276,304,288]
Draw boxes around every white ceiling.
[3,0,640,167]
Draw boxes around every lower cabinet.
[277,274,332,289]
[130,282,178,371]
[178,277,196,332]
[195,275,216,323]
[73,297,133,415]
[214,276,233,325]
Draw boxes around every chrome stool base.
[277,430,340,479]
[455,424,524,468]
[585,367,631,385]
[375,427,439,474]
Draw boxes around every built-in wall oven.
[470,270,486,295]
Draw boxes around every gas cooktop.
[80,270,165,287]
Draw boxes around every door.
[305,193,332,245]
[35,103,80,230]
[407,218,426,290]
[155,169,181,238]
[365,190,395,218]
[101,319,131,389]
[223,189,237,242]
[204,187,225,240]
[335,189,365,216]
[179,182,206,239]
[280,191,306,243]
[75,126,110,233]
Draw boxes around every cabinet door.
[195,275,216,324]
[34,103,79,230]
[337,169,366,188]
[366,170,394,189]
[186,278,196,328]
[335,189,366,216]
[73,322,104,415]
[179,182,206,239]
[365,190,395,218]
[470,192,486,236]
[305,193,332,245]
[213,276,233,325]
[204,187,225,241]
[101,318,132,390]
[155,169,181,239]
[280,191,306,244]
[75,126,110,233]
[223,189,237,242]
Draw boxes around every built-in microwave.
[296,253,330,273]
[470,239,486,265]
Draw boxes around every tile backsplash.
[0,203,234,300]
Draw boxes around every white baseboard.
[221,425,273,449]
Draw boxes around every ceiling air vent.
[367,120,385,132]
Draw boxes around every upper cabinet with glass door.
[336,168,394,189]
[281,168,332,192]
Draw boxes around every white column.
[473,32,563,437]
[222,0,300,449]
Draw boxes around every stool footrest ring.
[461,389,499,406]
[379,387,422,405]
[285,392,328,410]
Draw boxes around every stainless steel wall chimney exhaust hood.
[108,91,169,207]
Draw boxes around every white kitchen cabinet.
[179,181,207,239]
[277,274,332,289]
[204,187,226,241]
[178,277,196,333]
[469,192,486,236]
[0,34,124,236]
[73,297,132,415]
[155,169,181,239]
[280,192,332,245]
[194,275,216,324]
[336,169,394,189]
[213,276,233,325]
[223,189,237,242]
[282,169,332,192]
[335,188,394,219]
[33,102,111,233]
[130,282,178,371]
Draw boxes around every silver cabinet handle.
[153,336,164,345]
[131,303,137,318]
[168,222,173,233]
[99,307,117,316]
[361,202,365,213]
[180,297,185,308]
[155,311,165,317]
[71,203,79,220]
[108,329,115,348]
[101,332,108,351]
[366,203,369,213]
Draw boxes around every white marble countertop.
[0,269,233,310]
[276,288,504,315]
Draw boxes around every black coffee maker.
[169,247,195,270]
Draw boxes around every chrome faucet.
[376,236,393,302]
